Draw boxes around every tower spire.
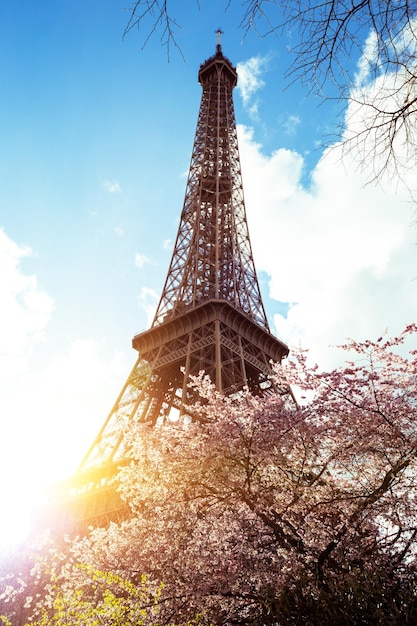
[216,27,223,52]
[49,43,289,531]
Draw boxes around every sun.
[0,499,30,550]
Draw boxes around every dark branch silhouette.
[125,1,417,185]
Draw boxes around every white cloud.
[279,113,301,136]
[237,33,417,370]
[355,20,417,90]
[163,238,172,250]
[103,178,121,193]
[346,19,417,186]
[238,113,417,368]
[236,56,268,117]
[0,229,54,374]
[114,226,124,236]
[346,74,417,185]
[354,29,379,87]
[138,286,159,326]
[135,252,150,269]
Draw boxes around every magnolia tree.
[2,325,417,624]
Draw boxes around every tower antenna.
[216,27,224,51]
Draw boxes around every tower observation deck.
[50,38,289,529]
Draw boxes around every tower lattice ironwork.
[51,38,289,529]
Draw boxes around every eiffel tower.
[54,33,289,530]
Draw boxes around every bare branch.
[123,0,190,60]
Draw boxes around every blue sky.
[1,1,416,543]
[0,1,331,359]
